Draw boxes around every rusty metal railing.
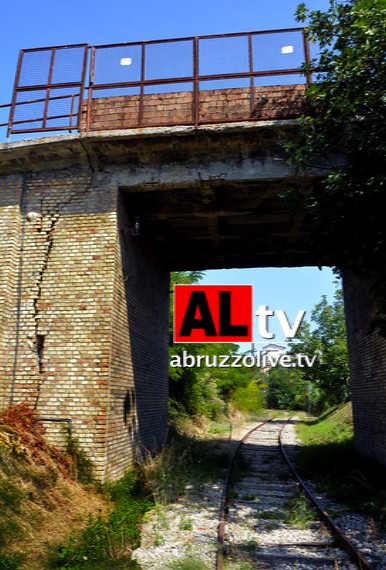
[5,43,88,137]
[3,28,311,138]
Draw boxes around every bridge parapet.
[2,27,310,138]
[82,84,305,131]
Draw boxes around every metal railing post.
[193,37,199,128]
[138,43,146,127]
[248,33,255,117]
[302,28,312,87]
[86,46,96,132]
[7,49,24,138]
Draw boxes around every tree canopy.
[267,284,349,413]
[169,272,263,420]
[283,0,386,330]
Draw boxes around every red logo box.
[174,284,253,343]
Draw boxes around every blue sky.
[203,267,338,349]
[0,0,336,340]
[0,0,330,111]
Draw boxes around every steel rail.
[11,28,305,54]
[278,421,375,570]
[216,418,272,570]
[12,82,83,92]
[216,418,375,570]
[0,93,82,131]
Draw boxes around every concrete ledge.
[0,121,298,175]
[0,119,296,149]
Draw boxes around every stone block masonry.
[0,166,169,480]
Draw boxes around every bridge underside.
[122,178,320,270]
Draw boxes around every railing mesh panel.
[7,29,309,135]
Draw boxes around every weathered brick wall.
[105,193,169,480]
[83,84,305,131]
[0,168,169,480]
[343,270,386,468]
[2,125,386,479]
[0,175,23,406]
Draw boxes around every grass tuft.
[0,553,23,570]
[139,429,229,503]
[284,493,315,528]
[49,470,152,569]
[167,555,211,570]
[296,403,386,521]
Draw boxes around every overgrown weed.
[284,493,315,528]
[49,470,152,568]
[166,555,211,570]
[65,434,95,486]
[296,403,386,522]
[0,404,108,568]
[0,552,24,570]
[139,429,229,503]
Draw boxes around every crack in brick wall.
[31,212,57,408]
[26,182,96,409]
[0,165,170,480]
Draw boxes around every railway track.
[217,418,375,570]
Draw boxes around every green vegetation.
[265,283,349,414]
[50,471,152,569]
[0,554,23,570]
[65,434,95,485]
[231,381,264,414]
[140,428,229,504]
[257,510,285,520]
[179,517,193,531]
[284,493,315,529]
[297,402,353,445]
[0,404,77,567]
[293,288,349,408]
[166,556,210,570]
[283,0,386,332]
[169,271,264,421]
[224,562,253,570]
[296,403,386,521]
[207,421,233,435]
[0,404,152,570]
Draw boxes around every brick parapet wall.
[83,84,306,131]
[343,270,386,468]
[0,168,169,480]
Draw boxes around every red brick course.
[82,84,305,131]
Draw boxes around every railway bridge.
[0,29,385,480]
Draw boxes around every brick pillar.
[0,168,169,480]
[343,269,386,468]
[0,174,23,406]
[106,193,169,480]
